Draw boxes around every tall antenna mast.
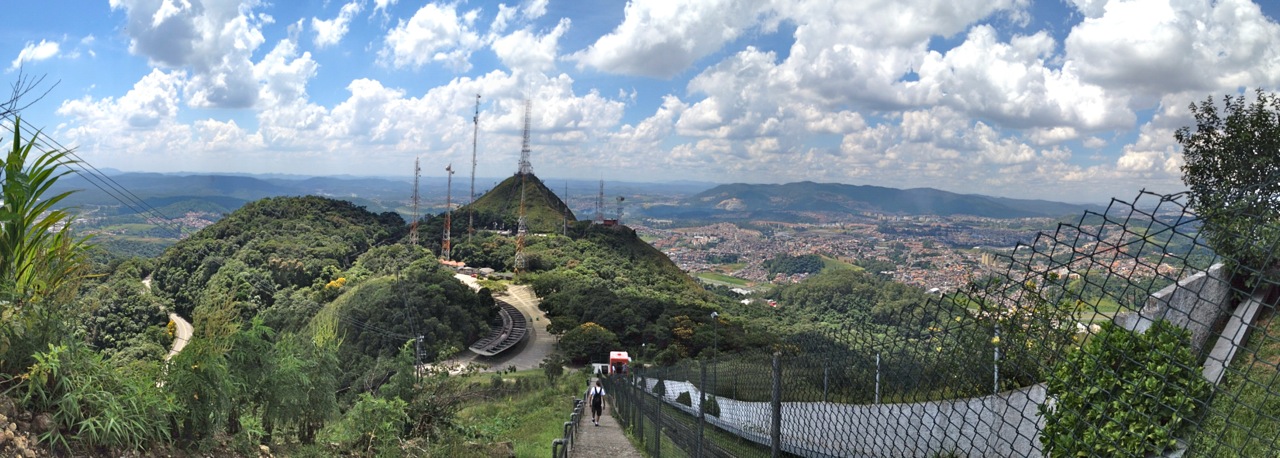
[518,99,533,175]
[469,94,479,242]
[514,99,532,272]
[563,182,568,236]
[616,196,625,226]
[595,179,605,225]
[410,157,421,245]
[514,174,528,272]
[444,164,454,260]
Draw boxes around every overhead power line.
[0,121,185,239]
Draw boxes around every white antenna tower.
[444,164,454,260]
[410,157,421,245]
[518,99,533,175]
[469,94,480,242]
[595,179,605,225]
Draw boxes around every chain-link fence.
[603,189,1280,457]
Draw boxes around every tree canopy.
[1177,89,1280,274]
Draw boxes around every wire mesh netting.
[601,189,1280,457]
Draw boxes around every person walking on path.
[588,380,606,426]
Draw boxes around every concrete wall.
[643,378,1045,458]
[1114,263,1233,354]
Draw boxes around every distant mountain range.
[646,181,1104,220]
[53,172,1100,222]
[52,172,417,216]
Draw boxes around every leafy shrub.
[18,344,176,453]
[1040,320,1209,456]
[702,395,720,417]
[322,393,408,457]
[675,391,692,407]
[557,322,620,364]
[540,354,564,383]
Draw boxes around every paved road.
[573,378,643,458]
[143,276,194,360]
[443,275,556,372]
[166,312,193,360]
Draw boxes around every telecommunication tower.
[443,164,454,260]
[518,99,533,175]
[594,180,605,225]
[616,196,625,225]
[469,94,480,242]
[409,157,421,245]
[514,99,533,272]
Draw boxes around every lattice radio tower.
[468,94,479,242]
[514,99,532,272]
[443,164,454,260]
[616,196,625,226]
[409,157,421,245]
[594,179,605,224]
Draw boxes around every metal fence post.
[698,362,707,458]
[772,351,782,458]
[654,368,663,458]
[636,372,644,443]
[823,364,829,403]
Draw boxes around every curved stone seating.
[468,299,529,356]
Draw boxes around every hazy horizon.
[7,0,1280,203]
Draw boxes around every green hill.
[467,172,575,233]
[150,196,406,318]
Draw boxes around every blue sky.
[5,0,1280,203]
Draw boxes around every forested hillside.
[151,196,405,318]
[519,224,769,364]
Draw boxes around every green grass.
[696,272,750,287]
[1188,312,1280,457]
[719,262,747,271]
[819,255,859,272]
[450,369,590,458]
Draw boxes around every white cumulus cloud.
[381,3,482,71]
[312,1,363,48]
[570,0,774,79]
[110,0,270,109]
[10,40,60,69]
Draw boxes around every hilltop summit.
[468,172,575,233]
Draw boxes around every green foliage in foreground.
[16,343,176,453]
[1041,320,1209,457]
[1177,89,1280,277]
[1190,313,1280,457]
